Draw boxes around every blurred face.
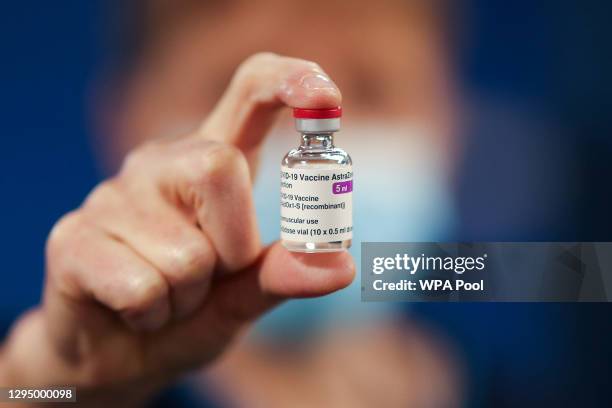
[97,0,456,171]
[94,4,461,395]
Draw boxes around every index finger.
[198,53,342,170]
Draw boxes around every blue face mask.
[250,121,456,343]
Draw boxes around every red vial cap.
[293,107,342,119]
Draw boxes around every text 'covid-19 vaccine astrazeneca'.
[280,107,353,253]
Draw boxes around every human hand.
[0,53,354,406]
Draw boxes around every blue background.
[0,1,610,407]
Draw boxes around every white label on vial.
[280,165,353,243]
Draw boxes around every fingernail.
[300,73,337,90]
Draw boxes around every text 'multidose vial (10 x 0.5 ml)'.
[280,107,353,252]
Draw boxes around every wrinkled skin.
[0,53,355,407]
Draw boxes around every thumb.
[149,243,354,369]
[207,242,355,325]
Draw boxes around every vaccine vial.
[280,107,353,252]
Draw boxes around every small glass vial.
[280,107,353,252]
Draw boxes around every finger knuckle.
[45,212,93,289]
[46,211,83,261]
[164,240,214,284]
[193,143,249,190]
[233,52,281,99]
[237,52,279,78]
[121,273,168,312]
[205,143,244,172]
[82,180,124,212]
[120,142,160,176]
